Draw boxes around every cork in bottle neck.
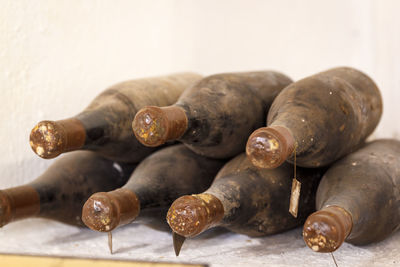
[303,205,353,253]
[0,186,40,227]
[81,188,140,232]
[132,106,188,147]
[246,125,295,169]
[29,118,86,159]
[166,193,224,238]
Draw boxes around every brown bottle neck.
[303,205,353,252]
[30,118,86,159]
[246,125,295,169]
[166,193,224,238]
[82,188,140,232]
[108,188,140,226]
[0,185,40,227]
[132,106,188,147]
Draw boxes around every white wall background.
[0,1,400,266]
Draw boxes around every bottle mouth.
[246,126,294,169]
[303,206,353,253]
[29,119,86,159]
[166,194,223,238]
[82,189,140,232]
[82,193,120,232]
[132,106,188,147]
[30,121,64,159]
[132,107,170,147]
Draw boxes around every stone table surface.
[0,218,399,267]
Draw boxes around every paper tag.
[289,178,301,218]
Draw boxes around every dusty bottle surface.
[132,71,292,158]
[246,67,382,169]
[81,145,225,232]
[0,151,135,227]
[303,139,400,252]
[167,153,323,238]
[30,73,202,162]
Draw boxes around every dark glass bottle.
[0,151,135,227]
[81,145,225,232]
[30,73,202,162]
[167,153,323,238]
[303,139,400,252]
[132,71,292,158]
[246,67,382,169]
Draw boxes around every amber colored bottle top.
[29,119,86,159]
[0,186,40,227]
[246,125,295,169]
[166,194,224,238]
[303,206,353,253]
[132,106,188,147]
[81,188,140,232]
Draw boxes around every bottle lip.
[246,125,295,169]
[166,194,224,238]
[29,119,86,159]
[303,205,353,253]
[132,106,188,147]
[132,106,171,147]
[82,189,140,232]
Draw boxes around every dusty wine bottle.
[0,151,135,227]
[167,153,324,255]
[303,139,400,252]
[246,67,382,169]
[30,73,202,162]
[132,71,292,158]
[81,145,225,233]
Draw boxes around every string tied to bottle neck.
[331,252,339,267]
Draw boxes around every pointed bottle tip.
[246,125,295,169]
[132,106,188,147]
[108,231,113,254]
[303,206,353,253]
[173,232,186,256]
[82,189,140,232]
[166,194,223,238]
[29,119,86,159]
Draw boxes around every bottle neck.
[30,118,86,159]
[0,186,40,227]
[82,188,140,232]
[167,193,224,238]
[132,106,188,147]
[246,125,295,169]
[303,205,353,252]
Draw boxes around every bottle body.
[127,145,225,209]
[0,151,135,227]
[133,71,292,158]
[167,153,323,238]
[314,139,400,246]
[247,67,382,168]
[208,154,322,236]
[30,73,202,162]
[82,145,226,232]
